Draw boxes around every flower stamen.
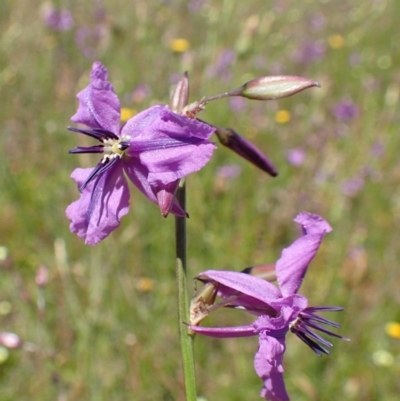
[102,137,130,162]
[289,307,349,356]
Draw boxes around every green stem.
[175,180,197,401]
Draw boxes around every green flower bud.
[239,76,320,100]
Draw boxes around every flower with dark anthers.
[67,62,215,245]
[190,212,349,401]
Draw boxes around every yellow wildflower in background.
[275,110,291,124]
[385,322,400,339]
[170,38,190,53]
[328,34,345,49]
[120,108,136,122]
[136,277,154,292]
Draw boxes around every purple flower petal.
[277,213,332,296]
[267,295,308,322]
[71,62,121,133]
[123,105,215,143]
[123,161,187,217]
[124,106,216,185]
[294,212,332,236]
[198,270,281,304]
[66,166,130,245]
[255,335,289,401]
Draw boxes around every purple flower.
[206,49,237,82]
[293,41,326,64]
[190,212,348,401]
[286,147,306,166]
[67,62,216,245]
[75,25,108,59]
[309,12,326,31]
[371,141,385,158]
[42,5,74,32]
[332,99,359,121]
[341,176,365,197]
[216,164,242,179]
[130,83,151,104]
[188,0,205,13]
[348,52,363,67]
[229,97,248,112]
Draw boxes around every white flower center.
[102,135,130,162]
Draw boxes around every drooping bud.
[235,76,320,100]
[170,72,190,114]
[214,127,278,176]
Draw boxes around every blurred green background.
[1,0,400,400]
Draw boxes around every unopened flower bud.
[157,189,175,218]
[233,76,320,100]
[170,72,189,114]
[0,332,23,349]
[156,181,188,218]
[215,127,278,176]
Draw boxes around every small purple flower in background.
[206,49,237,82]
[213,164,242,194]
[190,212,348,401]
[188,0,205,13]
[130,83,151,104]
[332,98,359,121]
[229,97,247,113]
[371,141,385,158]
[309,12,326,31]
[341,176,365,197]
[72,1,109,59]
[42,4,74,32]
[253,55,267,70]
[363,76,380,92]
[216,164,242,180]
[348,52,363,67]
[67,62,215,245]
[286,147,306,166]
[75,25,108,59]
[293,40,326,64]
